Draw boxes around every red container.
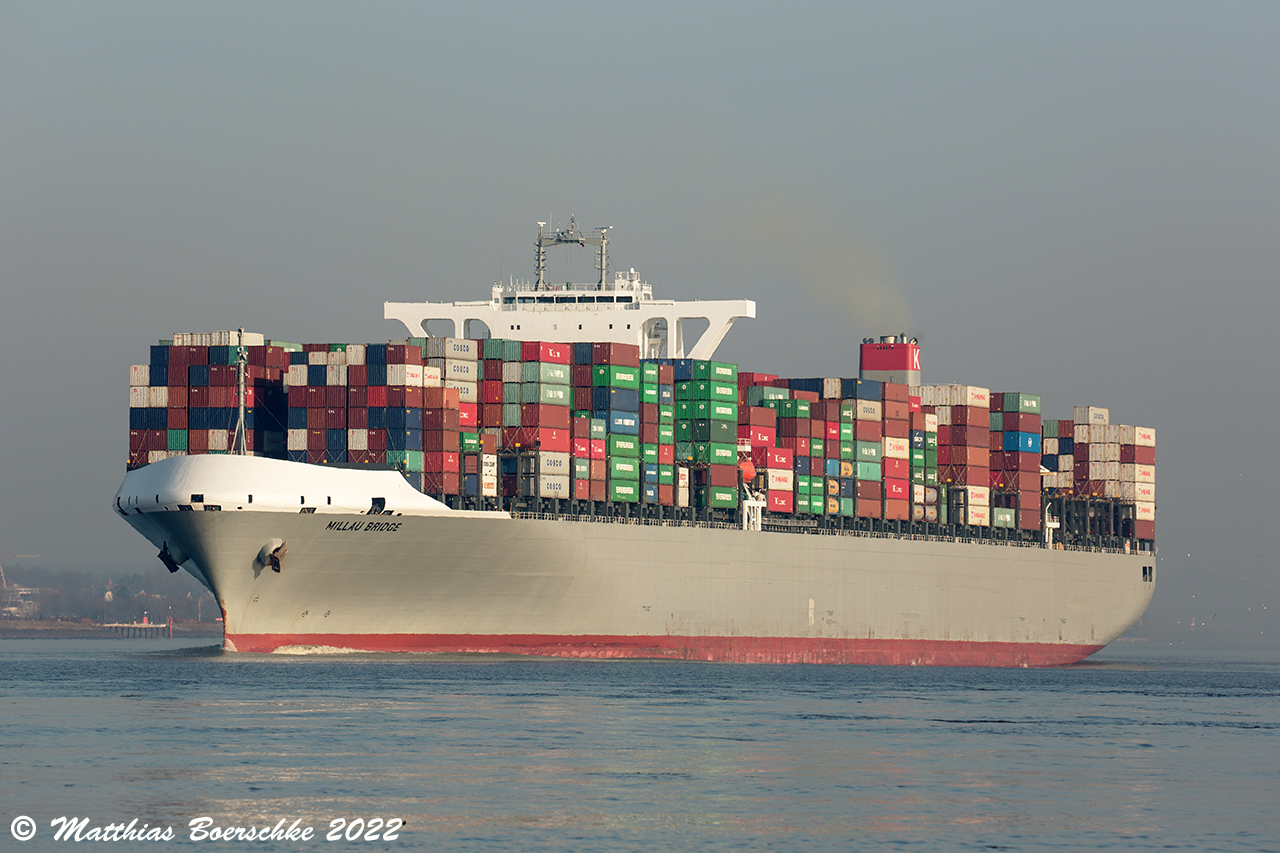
[306,408,326,429]
[307,428,326,451]
[589,480,607,501]
[306,449,326,464]
[385,344,421,365]
[477,403,501,427]
[368,429,387,451]
[883,499,910,520]
[989,432,1004,452]
[909,411,925,430]
[502,427,570,453]
[208,386,228,408]
[188,430,209,452]
[590,438,606,460]
[423,430,460,453]
[1134,519,1155,539]
[166,408,187,429]
[572,416,591,438]
[424,409,461,431]
[883,419,909,439]
[423,387,461,409]
[657,364,674,385]
[952,446,989,468]
[738,424,776,447]
[809,419,825,440]
[423,472,460,494]
[952,405,988,426]
[708,464,738,487]
[657,444,674,465]
[884,478,910,500]
[883,400,909,421]
[207,365,233,386]
[1019,490,1041,513]
[302,343,327,354]
[856,480,881,501]
[741,406,777,427]
[937,446,951,466]
[882,457,909,480]
[1120,445,1155,465]
[573,387,594,410]
[586,458,605,481]
[937,424,951,446]
[484,359,503,380]
[1073,459,1091,481]
[1059,420,1075,439]
[990,392,1004,410]
[951,425,988,447]
[908,397,921,413]
[480,433,497,454]
[305,386,325,409]
[881,382,909,403]
[184,386,207,409]
[347,364,367,386]
[480,380,504,404]
[458,403,477,429]
[572,437,591,457]
[778,436,810,456]
[326,407,346,429]
[523,341,571,364]
[521,404,571,429]
[856,500,881,519]
[1019,508,1042,530]
[347,450,372,465]
[853,420,882,442]
[943,465,988,486]
[1004,412,1041,434]
[641,403,660,424]
[348,407,368,429]
[573,478,591,498]
[658,483,674,505]
[792,389,820,403]
[346,385,368,408]
[768,491,794,513]
[128,429,147,451]
[738,372,777,387]
[362,385,386,408]
[423,451,460,473]
[640,423,658,444]
[591,342,640,367]
[778,420,809,438]
[572,365,593,387]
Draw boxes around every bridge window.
[597,296,614,303]
[578,296,595,303]
[191,494,204,503]
[503,297,515,304]
[617,296,632,303]
[555,296,574,303]
[518,297,534,304]
[537,296,554,304]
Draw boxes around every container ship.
[115,221,1157,665]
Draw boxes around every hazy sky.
[2,2,1276,645]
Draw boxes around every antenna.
[231,327,248,456]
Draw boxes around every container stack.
[1071,406,1115,498]
[676,359,740,509]
[1119,425,1156,540]
[988,392,1043,530]
[637,362,677,505]
[920,384,992,526]
[1039,419,1076,490]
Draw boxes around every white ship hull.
[115,456,1155,666]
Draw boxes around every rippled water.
[2,640,1278,851]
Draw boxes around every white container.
[1120,463,1155,484]
[965,485,990,507]
[129,386,149,408]
[130,365,150,386]
[1073,425,1088,445]
[965,505,990,526]
[1131,481,1155,502]
[676,485,689,508]
[1085,424,1105,444]
[421,366,443,388]
[326,364,348,386]
[287,429,307,451]
[502,362,522,383]
[935,406,951,426]
[148,386,169,408]
[429,358,478,381]
[882,436,910,459]
[1135,501,1155,521]
[912,483,925,504]
[480,474,499,497]
[327,350,347,366]
[1074,406,1109,426]
[445,379,477,403]
[346,344,366,366]
[678,467,690,488]
[538,451,572,475]
[208,430,229,452]
[535,474,571,498]
[1135,426,1155,447]
[287,364,308,387]
[1105,425,1120,444]
[426,337,479,361]
[147,450,170,464]
[822,378,843,399]
[480,454,498,476]
[347,429,368,451]
[855,400,883,422]
[1043,437,1059,455]
[768,469,794,491]
[1059,454,1074,473]
[308,351,328,366]
[952,385,990,408]
[1104,480,1122,498]
[1102,443,1121,462]
[924,413,938,432]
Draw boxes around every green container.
[503,383,521,404]
[501,340,522,361]
[691,360,738,383]
[593,365,640,389]
[990,412,1004,432]
[709,381,736,402]
[693,441,736,464]
[675,441,695,462]
[590,418,608,439]
[774,399,810,419]
[1042,419,1058,438]
[610,457,641,480]
[910,448,926,466]
[483,338,507,359]
[573,457,590,479]
[522,383,571,406]
[924,448,937,468]
[911,467,925,485]
[809,438,824,457]
[460,432,480,453]
[522,362,570,384]
[693,485,737,508]
[658,464,674,485]
[839,422,854,442]
[502,403,522,427]
[1003,392,1041,414]
[840,497,854,517]
[745,386,789,405]
[992,507,1016,528]
[685,419,734,442]
[709,401,738,422]
[925,468,939,486]
[839,401,857,422]
[839,441,855,460]
[925,433,938,450]
[658,404,674,424]
[641,443,658,464]
[676,420,693,442]
[857,460,882,481]
[855,440,881,462]
[657,424,675,445]
[608,480,640,502]
[796,475,810,495]
[329,343,348,352]
[167,429,187,451]
[608,434,640,457]
[809,493,824,514]
[387,449,424,472]
[642,363,660,384]
[641,384,659,404]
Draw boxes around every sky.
[1,1,1276,646]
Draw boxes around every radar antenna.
[535,216,611,290]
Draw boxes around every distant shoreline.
[0,619,224,640]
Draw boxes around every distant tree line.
[2,564,217,623]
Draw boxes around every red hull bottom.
[226,632,1105,667]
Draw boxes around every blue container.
[188,364,209,386]
[129,408,147,429]
[366,344,387,366]
[672,359,694,381]
[208,347,229,366]
[909,430,925,449]
[210,408,233,430]
[188,408,209,430]
[1003,431,1042,454]
[643,483,659,504]
[402,471,422,491]
[501,456,518,475]
[146,408,168,430]
[289,351,308,365]
[366,364,387,386]
[602,410,639,435]
[387,428,422,451]
[1059,437,1074,455]
[824,458,841,477]
[1041,454,1058,472]
[324,449,347,465]
[149,345,169,368]
[659,385,674,404]
[149,364,168,386]
[593,386,639,412]
[368,407,387,430]
[387,407,422,430]
[573,342,594,365]
[287,449,307,463]
[793,455,810,475]
[788,378,823,395]
[462,474,478,496]
[327,429,346,451]
[287,407,307,429]
[244,409,256,430]
[839,477,854,498]
[307,364,326,386]
[644,463,659,484]
[853,379,881,401]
